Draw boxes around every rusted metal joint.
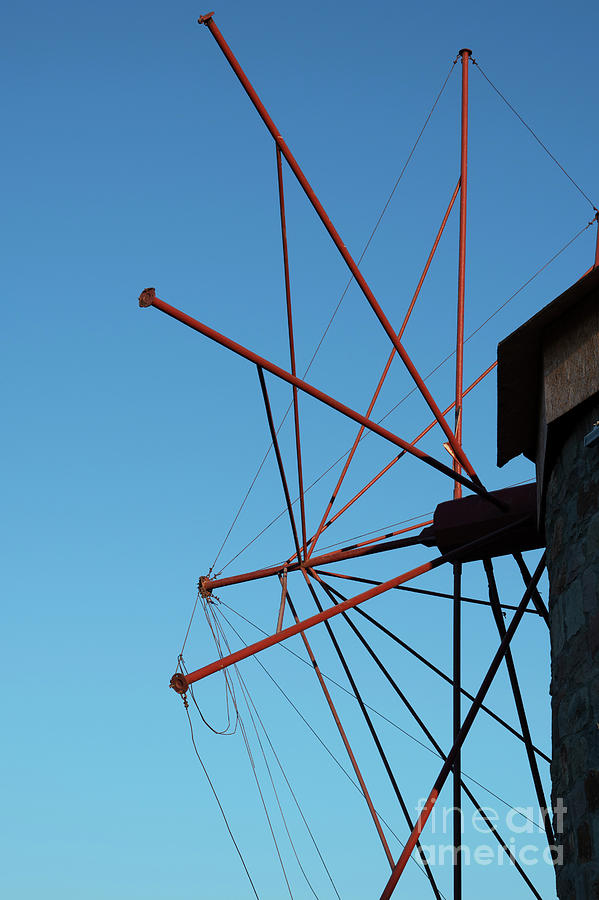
[198,11,215,25]
[170,672,189,694]
[138,287,156,308]
[198,575,212,598]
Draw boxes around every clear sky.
[3,1,598,898]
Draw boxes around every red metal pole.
[203,528,427,592]
[454,48,470,501]
[594,211,599,267]
[198,13,483,488]
[276,147,308,559]
[306,178,461,558]
[317,519,432,554]
[378,553,546,900]
[139,290,485,498]
[171,557,438,691]
[453,52,470,900]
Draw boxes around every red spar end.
[170,672,189,694]
[198,11,215,24]
[139,287,156,308]
[198,575,212,598]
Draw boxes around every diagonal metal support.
[513,551,550,626]
[379,553,546,900]
[316,572,544,900]
[483,559,555,850]
[303,570,443,899]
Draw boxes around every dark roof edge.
[497,266,599,468]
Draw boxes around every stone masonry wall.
[547,396,599,899]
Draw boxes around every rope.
[211,615,324,900]
[182,701,260,898]
[236,671,342,899]
[202,602,295,898]
[208,58,458,575]
[175,590,200,672]
[473,59,598,212]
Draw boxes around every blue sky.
[2,1,598,898]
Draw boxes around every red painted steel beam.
[320,519,433,554]
[454,48,470,502]
[197,13,484,489]
[139,290,484,499]
[378,553,546,900]
[453,52,470,900]
[202,528,428,592]
[171,557,439,692]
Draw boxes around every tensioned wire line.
[205,600,317,898]
[214,216,593,576]
[183,705,261,899]
[199,596,295,898]
[215,599,547,832]
[472,59,598,212]
[208,58,458,576]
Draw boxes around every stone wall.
[547,396,599,898]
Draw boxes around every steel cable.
[472,59,598,211]
[183,703,261,898]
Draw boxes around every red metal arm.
[202,527,429,592]
[171,557,438,692]
[198,13,484,489]
[139,290,484,498]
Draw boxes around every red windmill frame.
[139,12,599,899]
